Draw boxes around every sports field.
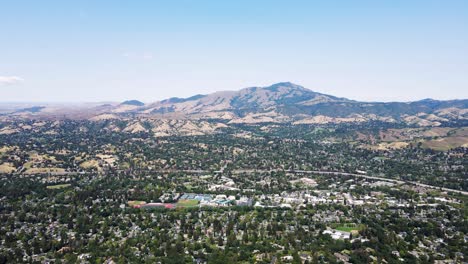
[46,184,71,189]
[334,224,364,233]
[176,199,199,208]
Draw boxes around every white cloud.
[0,76,24,86]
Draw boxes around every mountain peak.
[121,100,144,106]
[271,81,297,87]
[264,82,308,92]
[418,98,436,102]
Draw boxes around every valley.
[0,83,467,263]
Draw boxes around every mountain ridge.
[1,82,467,127]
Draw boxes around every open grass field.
[79,159,100,169]
[176,199,199,208]
[24,167,66,174]
[359,126,468,151]
[363,141,410,150]
[46,183,71,189]
[421,136,468,151]
[334,224,364,233]
[128,201,146,206]
[0,163,16,173]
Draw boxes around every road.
[290,170,468,196]
[12,168,468,196]
[143,168,468,196]
[230,169,468,196]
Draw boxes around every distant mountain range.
[1,82,467,126]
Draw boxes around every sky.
[1,0,467,102]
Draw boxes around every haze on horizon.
[1,0,467,103]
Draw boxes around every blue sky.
[1,0,467,102]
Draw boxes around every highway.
[12,168,468,196]
[145,168,468,195]
[229,169,468,196]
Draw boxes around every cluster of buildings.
[208,176,240,191]
[251,187,460,210]
[130,193,253,209]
